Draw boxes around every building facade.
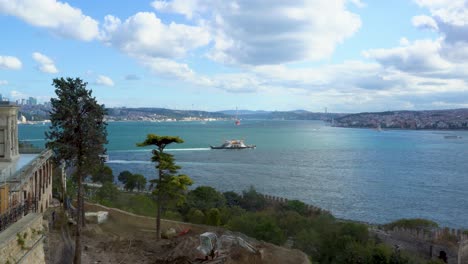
[0,102,54,231]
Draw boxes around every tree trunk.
[156,169,162,240]
[81,194,85,227]
[73,169,83,264]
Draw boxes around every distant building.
[28,97,37,105]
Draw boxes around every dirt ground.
[44,203,310,264]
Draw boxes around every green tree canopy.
[187,186,226,211]
[125,173,147,192]
[91,165,114,184]
[118,170,133,185]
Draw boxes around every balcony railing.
[0,198,38,232]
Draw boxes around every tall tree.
[137,134,193,239]
[46,77,107,264]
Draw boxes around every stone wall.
[0,213,45,264]
[460,240,468,264]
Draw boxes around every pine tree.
[46,77,107,264]
[137,134,192,239]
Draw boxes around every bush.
[228,212,286,245]
[95,182,119,204]
[219,206,246,226]
[163,211,183,221]
[206,208,221,226]
[187,186,226,211]
[285,200,309,216]
[223,191,241,207]
[239,186,267,211]
[187,208,205,224]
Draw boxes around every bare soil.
[46,204,310,264]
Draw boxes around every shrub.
[239,186,267,211]
[187,208,205,224]
[206,208,221,226]
[228,212,286,245]
[223,191,241,207]
[163,211,183,221]
[285,200,309,216]
[219,206,246,226]
[187,186,226,211]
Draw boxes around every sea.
[18,120,468,228]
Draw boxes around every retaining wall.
[0,213,45,264]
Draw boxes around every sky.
[1,0,468,112]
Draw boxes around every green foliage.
[384,218,439,231]
[66,178,77,200]
[219,206,246,226]
[163,210,183,221]
[276,210,310,237]
[187,186,226,211]
[118,170,133,185]
[137,133,193,239]
[240,186,267,211]
[124,173,147,192]
[46,77,107,175]
[463,230,468,235]
[285,200,309,216]
[223,191,241,207]
[206,208,221,226]
[17,233,25,248]
[228,212,286,245]
[187,208,205,224]
[294,228,320,256]
[91,165,114,183]
[95,182,119,204]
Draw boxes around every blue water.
[18,120,468,228]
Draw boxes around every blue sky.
[1,0,467,112]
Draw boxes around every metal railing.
[0,198,38,232]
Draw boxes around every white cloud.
[0,80,7,85]
[363,39,452,73]
[0,55,22,70]
[412,15,438,30]
[414,0,468,26]
[100,12,210,59]
[151,0,200,19]
[153,0,362,65]
[32,52,58,73]
[0,0,99,41]
[95,75,114,86]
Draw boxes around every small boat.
[210,139,256,149]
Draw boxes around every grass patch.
[93,191,157,217]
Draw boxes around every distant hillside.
[333,108,468,129]
[219,109,343,120]
[218,110,271,115]
[106,107,230,121]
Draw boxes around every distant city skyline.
[1,1,467,112]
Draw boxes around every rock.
[162,228,177,239]
[85,211,109,224]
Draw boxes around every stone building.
[0,102,54,264]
